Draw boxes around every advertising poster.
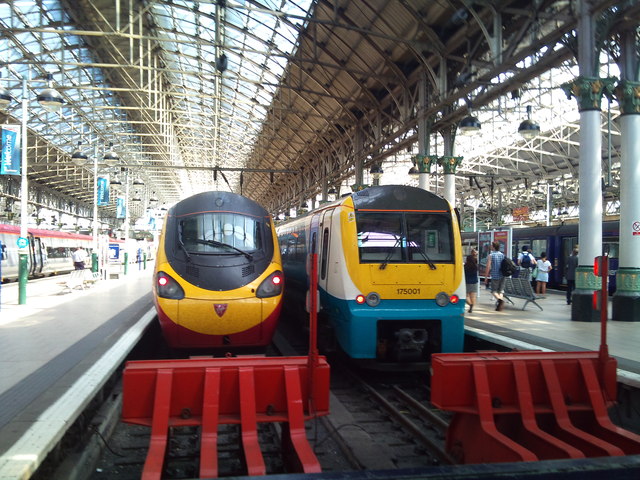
[1,125,21,175]
[493,230,510,255]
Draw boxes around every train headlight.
[256,271,284,298]
[450,295,459,304]
[355,294,366,304]
[366,292,381,307]
[156,271,185,300]
[435,291,450,307]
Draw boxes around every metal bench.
[58,269,88,293]
[58,269,100,293]
[503,270,543,311]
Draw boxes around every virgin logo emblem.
[214,304,228,317]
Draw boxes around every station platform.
[464,286,640,388]
[0,267,154,479]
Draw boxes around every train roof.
[169,191,271,220]
[0,223,94,241]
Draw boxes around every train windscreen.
[179,213,263,254]
[356,212,454,263]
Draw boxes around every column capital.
[614,80,640,115]
[437,156,463,174]
[413,154,439,173]
[561,76,617,111]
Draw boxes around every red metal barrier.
[431,254,640,464]
[122,356,330,479]
[430,350,640,463]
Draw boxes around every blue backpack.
[521,253,532,269]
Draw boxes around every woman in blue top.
[464,249,479,313]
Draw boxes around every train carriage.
[462,221,619,292]
[0,224,94,281]
[277,185,465,369]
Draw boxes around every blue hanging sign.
[116,197,126,219]
[97,177,110,205]
[1,125,21,176]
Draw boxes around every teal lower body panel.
[320,291,465,361]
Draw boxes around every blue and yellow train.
[153,191,284,350]
[276,185,465,368]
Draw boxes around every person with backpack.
[484,241,506,311]
[518,245,535,270]
[518,245,536,278]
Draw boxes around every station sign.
[16,236,29,248]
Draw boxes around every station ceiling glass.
[0,0,637,230]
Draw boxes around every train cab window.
[357,213,404,263]
[180,213,262,254]
[406,214,453,262]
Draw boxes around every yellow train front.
[153,191,284,350]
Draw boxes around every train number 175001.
[397,288,420,295]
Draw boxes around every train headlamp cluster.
[156,272,185,300]
[435,291,459,306]
[256,271,284,298]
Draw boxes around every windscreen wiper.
[411,244,437,270]
[177,238,192,263]
[379,237,401,270]
[194,238,253,261]
[177,221,192,262]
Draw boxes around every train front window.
[356,212,453,263]
[180,213,262,254]
[357,213,404,263]
[406,214,453,262]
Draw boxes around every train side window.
[531,239,547,259]
[1,243,6,261]
[320,228,329,279]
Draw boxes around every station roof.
[0,0,635,229]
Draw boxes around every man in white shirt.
[72,246,86,270]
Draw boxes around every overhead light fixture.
[70,141,88,166]
[518,105,540,139]
[132,177,145,186]
[408,165,420,179]
[369,164,384,180]
[328,186,337,195]
[103,142,119,167]
[131,196,142,202]
[37,73,64,112]
[109,176,122,186]
[459,114,481,134]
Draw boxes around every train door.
[318,210,333,293]
[27,233,43,276]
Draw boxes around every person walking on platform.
[72,246,86,270]
[465,249,479,313]
[535,251,552,296]
[565,246,579,304]
[484,241,506,311]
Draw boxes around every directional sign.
[16,236,29,248]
